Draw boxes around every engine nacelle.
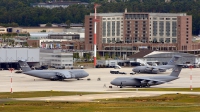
[152,69,159,73]
[141,80,148,84]
[148,81,155,85]
[159,69,166,72]
[145,68,152,71]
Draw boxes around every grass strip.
[1,94,200,112]
[0,91,104,99]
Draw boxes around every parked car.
[118,72,127,75]
[15,70,22,73]
[55,66,65,69]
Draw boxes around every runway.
[0,67,200,92]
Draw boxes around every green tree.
[96,52,101,60]
[45,22,52,27]
[84,52,91,61]
[104,53,109,60]
[73,52,80,60]
[65,20,71,28]
[112,53,116,59]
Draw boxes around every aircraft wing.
[133,77,167,83]
[158,68,166,70]
[146,66,167,71]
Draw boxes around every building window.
[102,22,106,37]
[166,21,170,37]
[107,21,111,36]
[172,21,177,37]
[172,38,177,43]
[112,21,115,36]
[172,18,177,20]
[117,21,120,36]
[102,38,106,43]
[159,21,164,36]
[153,21,157,36]
[165,38,170,43]
[160,18,164,20]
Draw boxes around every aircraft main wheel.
[120,86,122,88]
[77,78,80,80]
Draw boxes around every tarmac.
[0,67,200,101]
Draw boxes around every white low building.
[40,49,73,68]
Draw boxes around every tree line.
[0,0,200,35]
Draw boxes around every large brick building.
[85,11,200,57]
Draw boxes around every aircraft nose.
[110,79,117,86]
[132,68,136,72]
[84,71,89,77]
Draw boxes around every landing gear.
[120,82,123,88]
[146,84,150,88]
[77,78,80,80]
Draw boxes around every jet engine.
[140,80,148,86]
[145,68,153,72]
[147,80,155,86]
[159,69,166,72]
[145,68,153,71]
[152,69,159,74]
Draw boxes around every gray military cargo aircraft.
[111,65,183,88]
[132,55,181,74]
[18,60,89,81]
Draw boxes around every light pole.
[93,4,100,67]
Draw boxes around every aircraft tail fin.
[167,55,181,65]
[18,60,32,72]
[169,65,183,77]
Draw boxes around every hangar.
[128,49,200,65]
[0,48,39,70]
